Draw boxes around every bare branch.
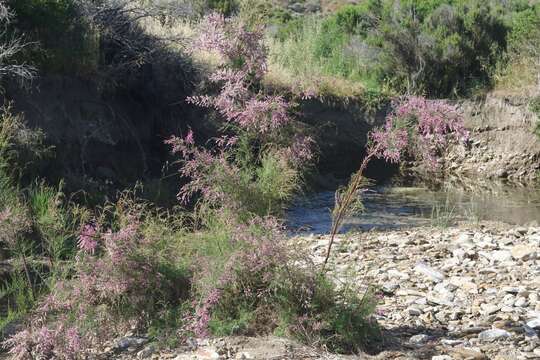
[0,1,36,85]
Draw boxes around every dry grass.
[264,61,366,100]
[494,56,540,96]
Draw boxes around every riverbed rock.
[488,250,513,262]
[115,336,149,351]
[478,329,512,342]
[511,244,537,261]
[414,262,445,282]
[526,318,540,329]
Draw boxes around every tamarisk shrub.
[324,96,468,266]
[167,14,377,352]
[169,13,313,215]
[4,196,188,359]
[187,212,378,353]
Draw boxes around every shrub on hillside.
[272,0,520,97]
[0,106,50,182]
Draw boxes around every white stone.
[478,328,511,342]
[410,334,430,344]
[415,262,444,282]
[515,297,529,307]
[432,356,453,360]
[480,303,500,315]
[489,250,512,262]
[526,318,540,329]
[511,244,537,261]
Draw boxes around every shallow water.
[286,184,540,234]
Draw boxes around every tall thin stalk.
[322,144,380,269]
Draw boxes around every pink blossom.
[185,129,194,145]
[35,326,55,357]
[187,14,292,135]
[370,96,468,168]
[78,224,98,254]
[4,330,33,360]
[65,327,81,354]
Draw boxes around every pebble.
[511,244,537,260]
[415,262,445,282]
[137,344,156,359]
[408,307,423,316]
[526,318,540,329]
[477,329,512,342]
[410,334,430,344]
[489,250,512,262]
[115,336,148,351]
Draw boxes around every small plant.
[430,200,457,228]
[187,212,378,353]
[0,105,50,182]
[529,96,540,138]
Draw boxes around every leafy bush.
[4,194,189,359]
[497,3,540,91]
[239,0,292,27]
[530,96,540,138]
[379,1,507,96]
[325,96,468,265]
[194,0,239,16]
[0,105,50,182]
[271,0,537,97]
[191,214,377,353]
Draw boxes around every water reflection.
[286,184,540,234]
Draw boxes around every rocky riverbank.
[295,222,540,359]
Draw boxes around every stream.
[286,184,540,234]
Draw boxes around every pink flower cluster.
[370,96,468,167]
[5,216,162,358]
[166,132,237,205]
[187,14,293,135]
[4,324,82,360]
[77,224,98,254]
[193,13,267,79]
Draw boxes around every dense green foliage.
[271,0,539,97]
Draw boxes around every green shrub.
[507,5,540,53]
[271,0,525,97]
[270,16,375,90]
[189,210,378,353]
[195,0,239,16]
[375,0,508,96]
[0,105,51,183]
[239,0,292,27]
